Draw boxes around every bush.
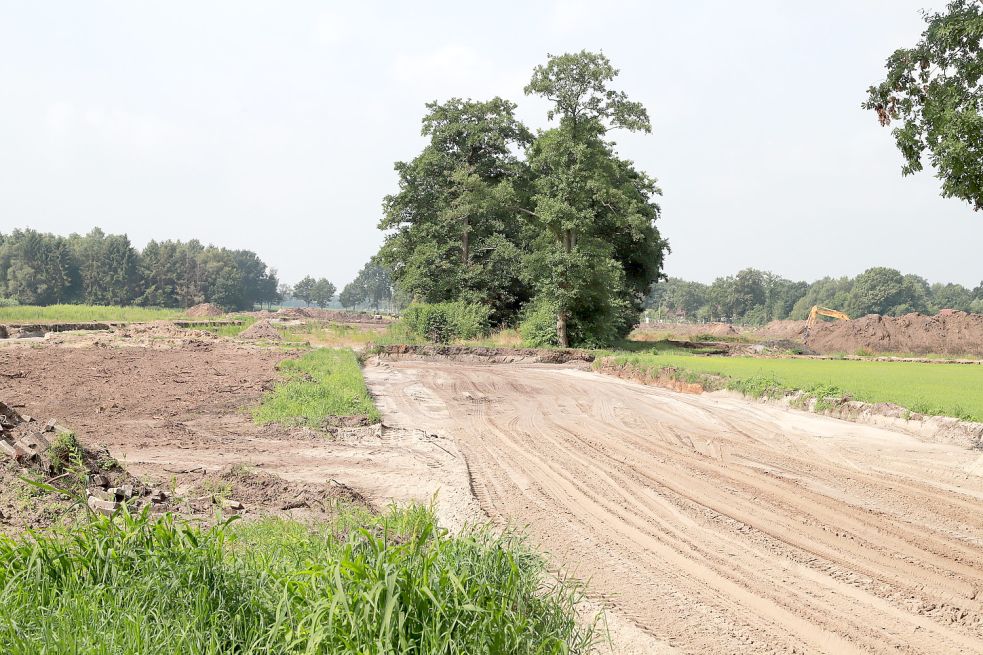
[401,302,491,343]
[0,297,17,308]
[520,300,560,347]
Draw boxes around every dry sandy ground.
[0,341,475,529]
[364,358,983,655]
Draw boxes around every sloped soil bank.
[373,344,595,364]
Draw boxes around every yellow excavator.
[807,305,850,329]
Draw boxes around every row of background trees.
[647,267,983,325]
[0,227,281,311]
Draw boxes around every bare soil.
[364,357,983,655]
[239,319,282,340]
[803,311,983,356]
[184,302,225,317]
[0,336,470,532]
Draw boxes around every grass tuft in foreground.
[253,348,381,426]
[0,505,594,654]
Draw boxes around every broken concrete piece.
[87,496,119,516]
[90,473,109,487]
[88,487,116,502]
[149,489,168,504]
[219,498,243,511]
[43,419,57,433]
[119,484,134,499]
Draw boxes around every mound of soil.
[239,320,282,340]
[806,311,983,356]
[181,465,368,516]
[633,321,742,339]
[185,303,224,317]
[752,320,808,341]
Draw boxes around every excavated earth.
[364,357,983,655]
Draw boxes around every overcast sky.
[1,1,980,288]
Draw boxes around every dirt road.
[365,358,983,654]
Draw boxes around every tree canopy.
[865,0,983,210]
[378,51,668,347]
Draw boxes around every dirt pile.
[806,311,983,356]
[633,321,742,340]
[184,303,224,317]
[752,319,807,341]
[239,320,282,341]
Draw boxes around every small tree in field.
[293,276,316,306]
[311,278,336,309]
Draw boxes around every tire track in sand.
[364,360,983,654]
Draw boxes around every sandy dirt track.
[365,358,983,654]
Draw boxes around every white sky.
[0,1,980,288]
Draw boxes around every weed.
[253,348,380,427]
[0,505,595,654]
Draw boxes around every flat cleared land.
[613,352,983,421]
[365,358,983,654]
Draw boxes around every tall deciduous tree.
[378,97,533,322]
[523,51,667,346]
[864,0,983,210]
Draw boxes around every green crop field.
[0,304,184,323]
[605,352,983,422]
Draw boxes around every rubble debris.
[87,496,119,516]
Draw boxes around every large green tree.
[865,0,983,210]
[523,51,667,346]
[378,98,533,322]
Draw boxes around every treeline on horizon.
[647,267,983,325]
[0,227,280,311]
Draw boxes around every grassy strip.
[253,348,381,426]
[601,352,983,421]
[0,505,594,654]
[0,304,183,322]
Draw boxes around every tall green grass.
[253,348,381,426]
[0,505,594,654]
[604,352,983,421]
[0,304,183,323]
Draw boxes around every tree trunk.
[556,311,569,348]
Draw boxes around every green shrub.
[519,300,560,348]
[0,297,17,308]
[0,506,595,654]
[401,302,491,343]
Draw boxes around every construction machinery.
[807,305,850,328]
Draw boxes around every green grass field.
[605,352,983,421]
[253,348,381,426]
[0,505,594,654]
[0,304,184,323]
